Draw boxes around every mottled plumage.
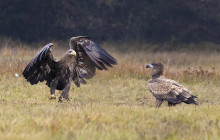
[146,63,198,107]
[23,36,117,102]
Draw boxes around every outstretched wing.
[70,37,117,87]
[148,78,197,104]
[23,43,57,85]
[75,38,117,70]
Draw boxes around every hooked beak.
[146,64,153,68]
[70,50,76,56]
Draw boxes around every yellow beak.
[70,51,76,56]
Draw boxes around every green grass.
[0,46,220,140]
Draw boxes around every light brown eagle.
[146,62,198,107]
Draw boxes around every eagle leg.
[58,83,71,103]
[156,99,163,108]
[50,78,59,100]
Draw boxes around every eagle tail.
[184,96,199,105]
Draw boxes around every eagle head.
[66,49,76,56]
[146,62,164,78]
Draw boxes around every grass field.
[0,44,220,140]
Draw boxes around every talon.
[50,94,56,100]
[58,96,63,103]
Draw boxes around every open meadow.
[0,43,220,140]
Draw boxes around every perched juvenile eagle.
[23,36,117,102]
[146,63,198,107]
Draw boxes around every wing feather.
[148,77,196,104]
[23,43,57,85]
[71,37,117,87]
[76,39,117,70]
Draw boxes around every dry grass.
[0,44,220,140]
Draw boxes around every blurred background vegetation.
[1,0,220,50]
[1,1,220,139]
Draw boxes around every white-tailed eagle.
[146,62,198,107]
[23,36,117,102]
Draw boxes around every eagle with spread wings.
[23,36,117,102]
[146,62,198,107]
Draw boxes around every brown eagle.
[146,63,198,107]
[23,36,117,102]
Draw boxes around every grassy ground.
[0,45,220,140]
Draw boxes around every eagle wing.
[23,43,57,85]
[148,77,196,104]
[72,37,117,87]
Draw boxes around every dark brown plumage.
[146,63,198,108]
[23,36,117,102]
